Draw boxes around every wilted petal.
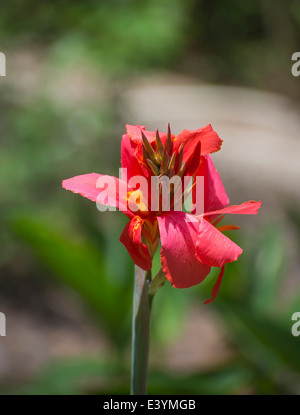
[157,211,211,288]
[120,216,152,271]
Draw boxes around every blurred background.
[0,0,300,394]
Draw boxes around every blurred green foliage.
[0,0,188,75]
[6,214,300,394]
[1,0,299,91]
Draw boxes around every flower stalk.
[131,266,153,395]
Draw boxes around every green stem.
[130,266,153,395]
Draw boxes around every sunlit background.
[1,0,300,394]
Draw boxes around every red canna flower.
[62,124,261,303]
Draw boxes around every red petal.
[63,173,102,202]
[193,155,229,215]
[126,124,168,145]
[205,266,225,304]
[196,218,243,267]
[157,211,211,288]
[125,125,168,181]
[203,200,262,217]
[120,216,152,270]
[174,124,222,160]
[184,141,201,177]
[121,134,147,180]
[211,214,225,227]
[126,124,145,138]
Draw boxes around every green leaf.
[249,226,286,314]
[284,209,300,318]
